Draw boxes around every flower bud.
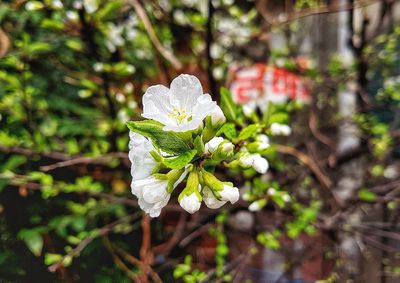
[210,106,226,125]
[270,123,292,136]
[239,153,269,174]
[221,142,234,154]
[219,184,240,204]
[256,135,270,150]
[179,192,201,214]
[282,194,291,202]
[248,199,267,212]
[253,155,269,174]
[204,137,224,154]
[267,187,276,196]
[203,187,226,209]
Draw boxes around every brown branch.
[153,212,188,255]
[139,215,152,283]
[276,144,333,189]
[126,0,183,70]
[257,0,389,28]
[48,214,138,273]
[113,245,163,283]
[103,236,142,283]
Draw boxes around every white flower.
[132,176,170,217]
[256,135,270,150]
[210,105,226,125]
[204,137,224,154]
[66,11,79,21]
[105,23,124,53]
[240,153,269,174]
[51,0,63,9]
[179,192,201,214]
[25,1,44,10]
[129,131,158,181]
[242,102,256,117]
[142,74,218,132]
[270,123,292,136]
[83,0,98,14]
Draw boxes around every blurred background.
[0,0,400,282]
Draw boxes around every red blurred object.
[229,63,311,105]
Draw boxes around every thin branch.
[276,144,333,189]
[48,214,139,272]
[103,236,142,283]
[126,0,183,70]
[113,245,163,283]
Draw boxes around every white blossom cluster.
[128,74,275,217]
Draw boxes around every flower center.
[169,108,190,125]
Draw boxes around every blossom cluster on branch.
[127,74,289,217]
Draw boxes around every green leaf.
[238,124,260,140]
[220,87,237,122]
[268,112,289,124]
[358,189,377,202]
[216,123,237,139]
[18,228,44,257]
[163,149,197,169]
[127,120,190,154]
[193,136,204,155]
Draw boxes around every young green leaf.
[238,124,260,140]
[127,120,190,154]
[163,149,197,169]
[216,123,237,140]
[220,87,237,122]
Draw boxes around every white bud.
[93,62,104,72]
[26,1,44,10]
[203,187,226,209]
[270,123,292,136]
[242,102,256,117]
[179,193,201,214]
[204,137,224,154]
[240,154,269,174]
[253,155,269,174]
[51,0,64,9]
[210,105,226,125]
[248,200,265,212]
[219,184,240,204]
[256,134,270,150]
[66,11,79,21]
[267,187,276,196]
[282,194,291,202]
[221,142,234,154]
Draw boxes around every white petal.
[179,193,201,214]
[220,185,240,204]
[203,187,226,209]
[142,85,173,122]
[169,74,203,110]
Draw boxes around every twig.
[153,212,188,255]
[40,152,128,171]
[139,215,152,283]
[126,0,183,70]
[48,214,138,273]
[113,245,163,283]
[276,144,333,189]
[103,236,142,283]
